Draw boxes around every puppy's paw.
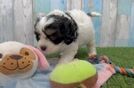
[99,55,110,63]
[58,57,74,65]
[88,53,97,59]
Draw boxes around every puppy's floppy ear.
[34,13,46,29]
[61,18,78,45]
[36,13,46,20]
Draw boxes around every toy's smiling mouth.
[2,66,17,70]
[18,64,30,70]
[2,64,31,71]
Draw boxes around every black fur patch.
[87,13,92,17]
[34,16,41,41]
[0,53,3,58]
[43,13,78,45]
[34,17,40,30]
[34,31,40,41]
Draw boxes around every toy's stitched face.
[0,48,36,75]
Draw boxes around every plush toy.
[89,55,134,78]
[50,60,97,88]
[0,41,49,82]
[50,57,117,88]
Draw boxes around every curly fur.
[43,14,78,45]
[34,10,98,64]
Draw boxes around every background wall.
[0,0,134,47]
[0,0,34,45]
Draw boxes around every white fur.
[36,10,97,63]
[90,12,101,16]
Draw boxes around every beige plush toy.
[0,41,49,83]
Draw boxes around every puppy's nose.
[40,46,47,51]
[10,55,22,60]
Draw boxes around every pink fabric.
[27,46,49,70]
[94,63,115,88]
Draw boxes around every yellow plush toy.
[50,60,97,88]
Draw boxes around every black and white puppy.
[34,10,101,63]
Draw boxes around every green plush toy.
[50,59,97,88]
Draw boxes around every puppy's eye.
[45,29,56,35]
[49,36,56,40]
[0,53,3,58]
[48,32,57,40]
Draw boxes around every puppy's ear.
[36,13,46,20]
[61,19,78,45]
[34,13,46,29]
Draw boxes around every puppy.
[34,10,101,64]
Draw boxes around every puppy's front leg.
[88,39,97,59]
[58,43,78,64]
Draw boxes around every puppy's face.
[34,12,78,55]
[34,17,62,55]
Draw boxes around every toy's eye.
[0,53,3,58]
